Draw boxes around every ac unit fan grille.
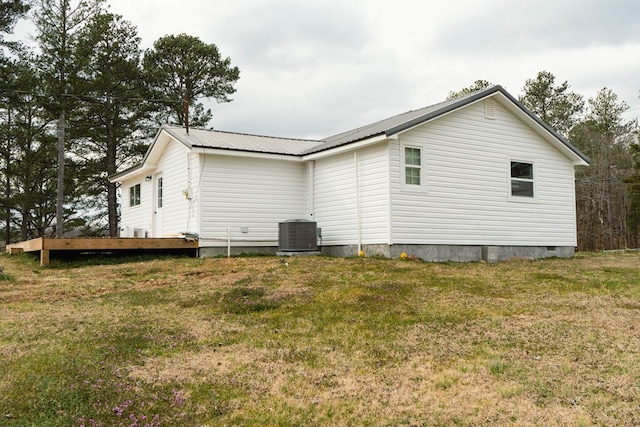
[278,220,317,251]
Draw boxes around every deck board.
[6,237,198,266]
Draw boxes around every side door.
[153,173,164,237]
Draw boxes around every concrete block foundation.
[199,244,575,263]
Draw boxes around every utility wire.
[0,87,188,104]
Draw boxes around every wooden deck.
[6,237,199,266]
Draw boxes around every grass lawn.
[0,251,639,426]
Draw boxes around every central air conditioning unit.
[278,219,317,252]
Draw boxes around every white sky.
[18,0,640,139]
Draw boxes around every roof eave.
[191,146,305,161]
[494,89,591,165]
[109,125,179,183]
[108,163,145,183]
[302,133,389,160]
[384,85,590,166]
[385,86,506,137]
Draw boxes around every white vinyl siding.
[199,155,305,246]
[152,140,193,237]
[120,178,153,237]
[313,153,357,245]
[390,100,578,247]
[314,144,390,246]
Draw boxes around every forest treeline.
[0,0,239,241]
[2,2,639,251]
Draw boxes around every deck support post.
[40,249,50,267]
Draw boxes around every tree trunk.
[20,203,28,242]
[4,108,12,244]
[56,109,65,237]
[106,116,118,237]
[4,172,10,244]
[108,181,117,237]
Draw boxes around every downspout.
[306,161,315,219]
[354,152,362,253]
[185,152,192,232]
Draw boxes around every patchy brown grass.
[0,252,639,426]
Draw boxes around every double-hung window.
[403,145,424,190]
[130,183,141,207]
[510,161,534,198]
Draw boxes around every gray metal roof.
[112,85,588,181]
[161,88,491,157]
[305,85,589,163]
[308,94,477,153]
[162,125,321,156]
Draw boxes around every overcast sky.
[22,0,640,139]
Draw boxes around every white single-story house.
[110,85,589,262]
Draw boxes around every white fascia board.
[191,147,304,162]
[521,118,589,166]
[493,93,589,166]
[110,130,173,183]
[302,134,389,161]
[109,163,157,183]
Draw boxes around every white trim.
[191,147,303,162]
[197,154,204,239]
[492,93,589,166]
[112,164,157,183]
[305,161,315,219]
[400,142,427,192]
[354,152,362,252]
[508,159,538,203]
[152,173,163,237]
[385,143,393,245]
[302,134,388,161]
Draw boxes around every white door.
[153,174,164,237]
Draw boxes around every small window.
[510,161,534,198]
[130,183,141,207]
[404,147,422,186]
[157,177,163,208]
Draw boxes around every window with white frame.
[404,146,422,187]
[130,183,141,207]
[510,161,534,198]
[157,177,163,208]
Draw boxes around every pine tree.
[74,12,151,236]
[33,0,104,237]
[519,71,584,137]
[143,33,240,128]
